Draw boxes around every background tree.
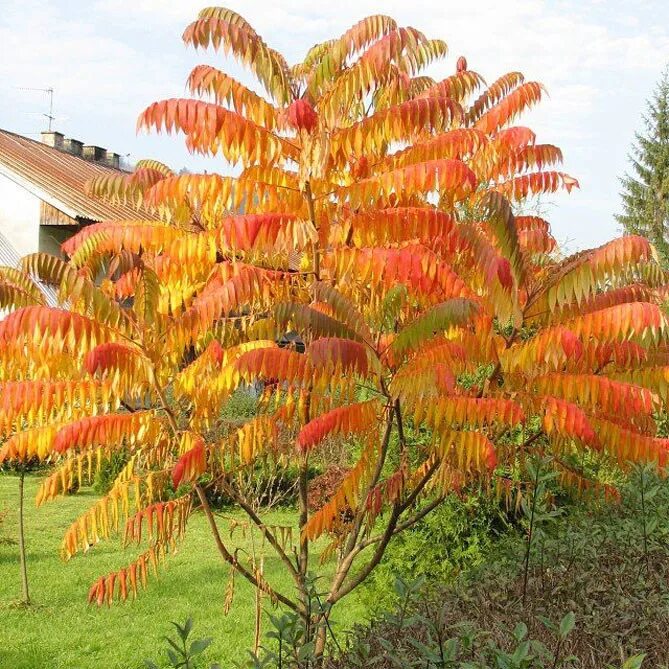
[616,67,669,263]
[0,8,667,662]
[1,460,37,606]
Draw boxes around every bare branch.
[194,484,299,613]
[218,478,300,580]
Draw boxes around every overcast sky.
[1,0,668,251]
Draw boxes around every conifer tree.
[617,68,669,262]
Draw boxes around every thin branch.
[152,382,179,435]
[394,398,406,455]
[357,494,447,552]
[218,478,300,580]
[194,485,299,613]
[330,454,445,605]
[323,412,394,602]
[329,503,402,605]
[343,409,393,554]
[327,453,440,605]
[304,181,320,280]
[520,430,544,453]
[297,459,309,578]
[479,327,518,398]
[354,382,386,397]
[399,457,440,512]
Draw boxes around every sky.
[1,0,668,252]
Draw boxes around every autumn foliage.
[0,6,668,654]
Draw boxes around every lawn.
[0,474,364,669]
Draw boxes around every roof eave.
[0,161,84,220]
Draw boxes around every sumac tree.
[0,7,668,658]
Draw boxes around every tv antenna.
[15,86,55,130]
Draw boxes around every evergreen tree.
[616,68,669,262]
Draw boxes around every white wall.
[0,173,40,259]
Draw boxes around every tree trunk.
[314,624,328,664]
[18,470,30,605]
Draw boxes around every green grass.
[0,474,364,669]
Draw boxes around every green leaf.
[166,637,184,655]
[274,302,362,341]
[297,641,315,661]
[166,648,180,666]
[621,654,646,669]
[190,637,213,656]
[537,615,556,633]
[513,622,528,641]
[377,284,408,331]
[511,640,530,662]
[183,617,193,638]
[644,485,660,500]
[392,298,478,357]
[559,611,576,638]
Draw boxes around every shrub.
[362,491,510,610]
[203,461,312,511]
[93,449,130,495]
[329,472,669,668]
[145,617,219,669]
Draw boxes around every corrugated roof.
[0,128,158,223]
[0,230,58,305]
[0,228,21,268]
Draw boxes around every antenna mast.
[16,86,55,130]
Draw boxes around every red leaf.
[560,330,583,361]
[296,400,378,453]
[486,442,497,470]
[496,257,513,291]
[350,155,370,179]
[206,339,224,366]
[172,441,206,489]
[84,342,141,376]
[435,364,456,394]
[285,99,318,133]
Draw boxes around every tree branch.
[218,478,300,580]
[304,181,320,281]
[323,411,394,603]
[400,457,440,512]
[327,445,441,607]
[343,409,393,556]
[329,503,402,605]
[194,484,299,613]
[356,494,448,552]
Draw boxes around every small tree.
[616,67,669,263]
[0,461,38,605]
[0,7,668,660]
[16,463,31,605]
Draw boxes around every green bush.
[93,449,130,495]
[220,387,259,422]
[361,490,512,610]
[331,469,669,668]
[203,462,320,511]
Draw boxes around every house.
[0,128,156,260]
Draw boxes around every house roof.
[0,230,58,304]
[0,229,20,267]
[0,128,157,223]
